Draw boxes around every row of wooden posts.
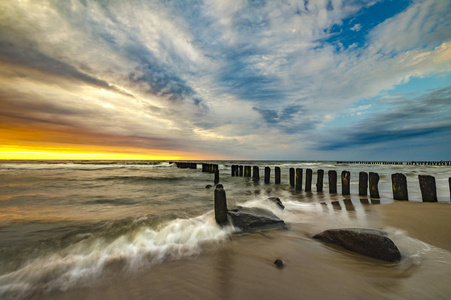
[231,165,449,202]
[336,161,451,166]
[173,162,451,202]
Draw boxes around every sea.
[0,160,450,299]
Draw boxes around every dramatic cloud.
[0,0,450,159]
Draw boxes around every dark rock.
[267,197,285,209]
[227,206,287,233]
[313,228,401,262]
[274,259,285,268]
[205,185,214,189]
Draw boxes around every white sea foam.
[0,212,234,298]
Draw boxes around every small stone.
[205,185,213,189]
[274,259,285,268]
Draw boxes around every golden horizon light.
[0,145,213,161]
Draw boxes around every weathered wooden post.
[359,172,368,196]
[316,169,324,192]
[328,170,337,193]
[449,177,451,201]
[244,166,251,177]
[305,169,312,192]
[391,173,408,200]
[419,175,437,202]
[214,169,219,185]
[369,172,380,198]
[341,170,350,195]
[264,167,271,184]
[231,165,235,176]
[253,166,260,181]
[295,168,303,191]
[214,184,228,226]
[239,165,243,177]
[289,168,295,188]
[275,167,281,184]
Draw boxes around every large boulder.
[227,206,287,233]
[313,228,401,262]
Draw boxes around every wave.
[0,213,234,298]
[97,175,181,182]
[83,198,141,206]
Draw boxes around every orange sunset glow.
[0,145,187,161]
[0,125,217,161]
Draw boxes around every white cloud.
[350,23,362,31]
[0,0,450,159]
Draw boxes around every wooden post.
[239,165,243,177]
[359,172,368,196]
[305,169,312,192]
[369,172,380,198]
[289,168,295,188]
[295,168,303,191]
[449,177,451,201]
[214,184,228,226]
[244,166,251,177]
[328,170,337,194]
[419,175,437,202]
[253,166,260,181]
[264,167,270,184]
[275,167,281,184]
[231,165,235,176]
[341,171,350,195]
[214,169,219,185]
[391,173,408,201]
[316,169,324,192]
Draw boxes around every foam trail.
[0,213,233,298]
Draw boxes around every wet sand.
[374,201,451,251]
[35,200,451,300]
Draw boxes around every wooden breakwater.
[172,162,451,202]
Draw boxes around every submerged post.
[341,170,350,195]
[305,169,312,192]
[419,175,437,202]
[214,169,219,185]
[328,170,337,194]
[289,168,295,188]
[275,167,281,184]
[295,168,303,191]
[316,169,324,192]
[392,173,408,201]
[264,167,271,184]
[214,184,228,226]
[369,172,380,198]
[359,172,368,196]
[253,166,260,181]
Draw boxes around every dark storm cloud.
[316,86,451,151]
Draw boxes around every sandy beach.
[374,201,451,251]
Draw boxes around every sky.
[0,0,450,161]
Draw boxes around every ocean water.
[0,160,450,299]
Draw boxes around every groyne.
[172,162,451,202]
